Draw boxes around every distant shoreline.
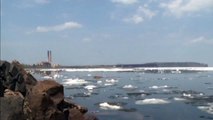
[24,62,208,69]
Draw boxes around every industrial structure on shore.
[37,50,53,68]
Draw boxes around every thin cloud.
[188,36,213,45]
[34,0,50,4]
[160,0,213,17]
[123,6,156,24]
[82,38,92,43]
[190,36,205,43]
[35,21,82,32]
[111,0,138,5]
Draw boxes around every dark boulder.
[0,60,98,120]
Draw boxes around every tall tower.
[47,50,52,63]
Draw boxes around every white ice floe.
[106,79,118,83]
[123,84,138,89]
[104,83,115,86]
[99,102,122,110]
[149,85,170,89]
[122,96,129,99]
[135,98,170,105]
[173,97,187,101]
[53,74,63,79]
[42,76,53,79]
[197,103,213,114]
[62,78,88,85]
[97,81,102,84]
[182,93,194,98]
[84,85,97,90]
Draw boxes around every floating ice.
[149,85,169,89]
[182,93,193,98]
[135,98,170,105]
[97,81,102,84]
[122,97,129,99]
[62,78,88,85]
[42,76,53,79]
[123,84,138,89]
[53,74,63,79]
[84,85,97,90]
[197,103,213,115]
[173,97,187,101]
[104,83,115,86]
[99,102,122,110]
[106,79,118,83]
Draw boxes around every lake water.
[33,69,213,120]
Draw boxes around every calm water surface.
[34,71,213,120]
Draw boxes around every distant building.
[38,61,51,68]
[36,50,53,68]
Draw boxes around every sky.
[1,0,213,66]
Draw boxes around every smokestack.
[47,50,49,62]
[47,50,52,63]
[50,51,52,63]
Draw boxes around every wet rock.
[0,61,98,120]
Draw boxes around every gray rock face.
[0,60,98,120]
[1,89,25,120]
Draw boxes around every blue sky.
[1,0,213,66]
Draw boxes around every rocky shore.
[0,60,98,120]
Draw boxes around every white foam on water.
[123,84,138,89]
[135,98,170,105]
[84,85,97,90]
[99,102,122,110]
[62,78,88,85]
[197,103,213,114]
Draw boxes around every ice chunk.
[42,76,53,79]
[99,102,122,110]
[149,85,169,89]
[63,78,88,85]
[84,85,97,90]
[135,98,170,105]
[173,97,187,101]
[123,84,138,89]
[197,103,213,114]
[106,79,118,83]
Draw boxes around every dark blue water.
[34,71,213,120]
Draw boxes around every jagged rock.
[0,60,37,97]
[0,90,25,120]
[68,109,85,120]
[0,61,98,120]
[31,80,64,105]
